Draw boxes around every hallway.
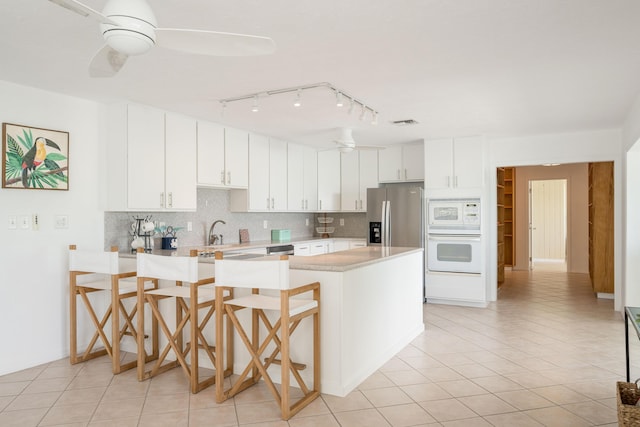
[0,269,626,426]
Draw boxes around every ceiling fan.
[49,0,276,77]
[333,128,385,153]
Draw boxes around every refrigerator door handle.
[385,200,391,245]
[381,201,387,246]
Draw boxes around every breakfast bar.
[123,245,424,397]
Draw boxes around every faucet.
[208,220,226,245]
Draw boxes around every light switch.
[8,215,17,229]
[20,215,30,229]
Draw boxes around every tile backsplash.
[105,188,367,251]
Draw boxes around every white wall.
[0,80,106,375]
[512,164,589,273]
[487,129,623,307]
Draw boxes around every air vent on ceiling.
[391,119,419,126]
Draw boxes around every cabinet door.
[358,150,378,210]
[303,146,318,211]
[287,143,305,210]
[340,151,360,211]
[294,243,311,256]
[127,104,165,210]
[453,136,483,188]
[224,127,249,188]
[403,143,424,181]
[165,112,197,210]
[378,145,402,182]
[424,138,453,189]
[248,133,270,210]
[269,138,288,210]
[317,150,341,211]
[197,121,225,186]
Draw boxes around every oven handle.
[428,235,481,242]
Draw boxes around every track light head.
[359,105,367,121]
[336,91,344,107]
[293,89,302,107]
[251,96,259,112]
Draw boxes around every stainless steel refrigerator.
[366,186,423,248]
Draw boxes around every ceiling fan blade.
[89,45,129,77]
[48,0,119,25]
[155,28,276,56]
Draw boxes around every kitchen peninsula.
[123,245,424,397]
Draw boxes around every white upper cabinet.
[317,150,341,211]
[341,150,378,211]
[378,142,424,182]
[425,136,483,190]
[231,134,287,211]
[164,112,197,210]
[108,103,197,211]
[268,138,288,210]
[288,143,317,211]
[197,122,248,188]
[224,127,249,188]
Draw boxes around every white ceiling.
[2,0,640,150]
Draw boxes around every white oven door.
[427,234,482,274]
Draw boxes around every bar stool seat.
[68,244,159,374]
[136,248,232,393]
[214,253,320,420]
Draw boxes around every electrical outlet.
[263,220,268,229]
[305,218,309,226]
[55,215,68,229]
[8,215,17,229]
[187,221,192,232]
[20,215,30,229]
[340,218,345,226]
[32,214,39,231]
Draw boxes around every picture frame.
[2,122,69,190]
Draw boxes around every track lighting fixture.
[293,89,302,107]
[218,82,378,124]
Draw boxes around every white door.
[529,179,567,270]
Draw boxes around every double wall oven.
[426,198,481,274]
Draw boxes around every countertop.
[120,238,422,272]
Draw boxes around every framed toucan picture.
[2,123,69,190]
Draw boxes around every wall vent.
[391,119,419,126]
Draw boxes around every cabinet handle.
[168,192,173,208]
[359,200,363,210]
[227,171,231,185]
[271,198,275,209]
[220,171,225,184]
[302,199,305,210]
[397,169,401,179]
[319,200,322,210]
[355,200,358,210]
[266,198,270,209]
[454,176,458,187]
[446,176,450,187]
[160,192,164,207]
[404,168,408,180]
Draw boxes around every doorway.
[528,179,567,272]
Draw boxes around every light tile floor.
[0,267,631,426]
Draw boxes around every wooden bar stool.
[213,253,320,420]
[135,248,233,393]
[68,244,159,374]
